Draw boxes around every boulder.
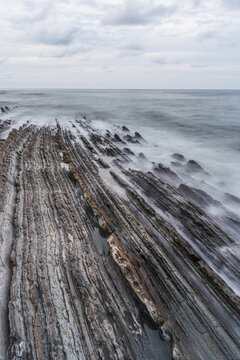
[123,147,135,156]
[134,131,143,139]
[123,134,140,144]
[172,153,185,162]
[138,152,146,159]
[185,159,208,174]
[113,133,122,142]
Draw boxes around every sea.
[1,89,240,215]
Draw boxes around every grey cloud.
[152,58,181,65]
[117,52,137,58]
[120,42,144,51]
[1,0,240,88]
[102,67,115,73]
[153,58,167,65]
[48,45,92,58]
[33,26,78,46]
[77,0,97,6]
[12,0,55,23]
[191,64,210,68]
[222,0,240,9]
[0,71,12,79]
[103,0,176,26]
[0,58,8,66]
[197,30,217,40]
[190,0,202,8]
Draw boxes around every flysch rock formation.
[0,115,240,360]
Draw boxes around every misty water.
[1,89,240,212]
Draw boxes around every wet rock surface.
[170,161,182,168]
[178,183,221,209]
[113,133,123,142]
[0,118,239,360]
[123,147,135,156]
[224,192,240,205]
[134,131,143,139]
[153,163,180,182]
[0,120,12,134]
[185,159,208,174]
[123,134,140,144]
[172,153,185,162]
[138,152,146,159]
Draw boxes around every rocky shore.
[0,110,240,360]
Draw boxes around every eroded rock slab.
[0,120,239,360]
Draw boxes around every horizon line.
[1,88,240,91]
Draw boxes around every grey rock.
[0,122,238,360]
[172,153,185,162]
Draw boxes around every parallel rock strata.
[0,119,239,360]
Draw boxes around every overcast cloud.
[0,0,239,88]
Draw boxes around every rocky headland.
[0,110,240,360]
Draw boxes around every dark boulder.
[105,130,112,138]
[138,152,146,159]
[123,147,135,156]
[134,131,143,139]
[113,133,122,142]
[172,153,185,162]
[123,134,140,144]
[97,158,110,169]
[185,160,208,174]
[122,126,129,132]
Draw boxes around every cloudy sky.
[0,0,239,88]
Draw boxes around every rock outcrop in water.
[0,116,240,360]
[171,153,185,162]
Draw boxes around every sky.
[0,0,239,89]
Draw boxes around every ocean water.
[1,89,240,212]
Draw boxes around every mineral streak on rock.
[0,119,239,360]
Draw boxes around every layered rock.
[0,119,239,360]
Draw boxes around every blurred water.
[1,89,240,204]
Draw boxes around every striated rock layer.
[0,119,239,360]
